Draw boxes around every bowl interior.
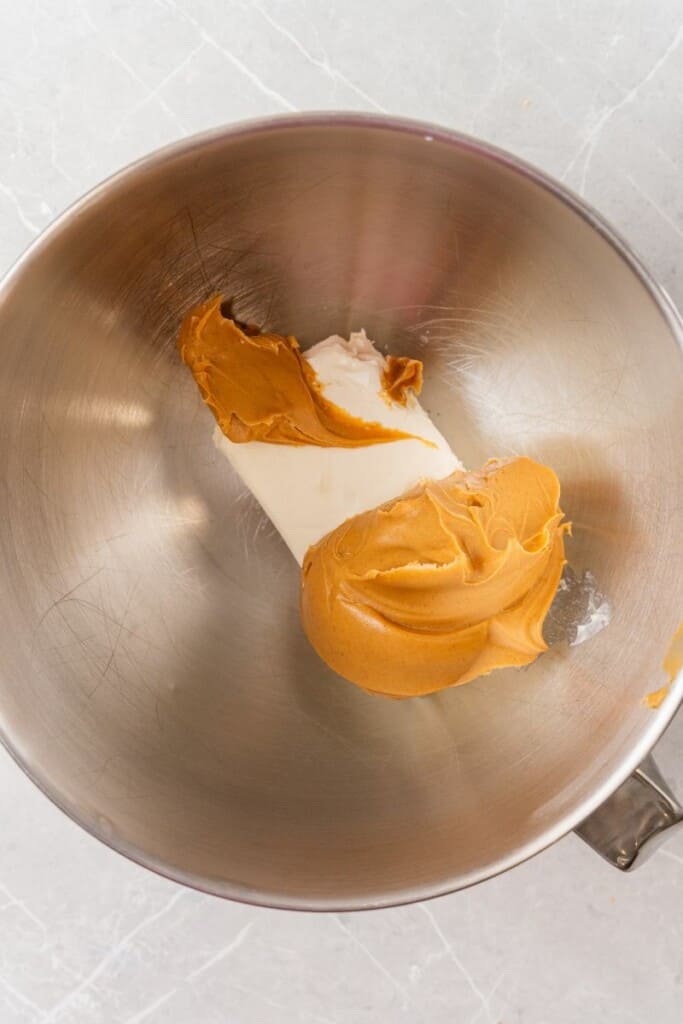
[0,118,681,907]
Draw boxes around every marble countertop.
[1,2,682,1021]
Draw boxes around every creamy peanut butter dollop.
[178,297,427,447]
[301,457,569,697]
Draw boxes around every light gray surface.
[0,1,682,1021]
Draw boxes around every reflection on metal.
[544,565,612,648]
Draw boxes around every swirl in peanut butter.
[301,457,569,697]
[178,297,428,447]
[381,355,423,406]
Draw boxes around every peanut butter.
[381,355,423,405]
[646,623,683,708]
[178,298,569,698]
[645,686,669,709]
[178,297,426,447]
[301,457,569,697]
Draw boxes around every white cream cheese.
[215,330,461,563]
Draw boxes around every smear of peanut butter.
[301,457,569,698]
[645,623,683,708]
[645,686,669,709]
[178,297,427,447]
[381,355,423,406]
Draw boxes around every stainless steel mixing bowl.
[0,114,681,909]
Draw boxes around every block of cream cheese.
[214,329,461,563]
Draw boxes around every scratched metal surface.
[0,3,682,1023]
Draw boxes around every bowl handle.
[574,755,682,869]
